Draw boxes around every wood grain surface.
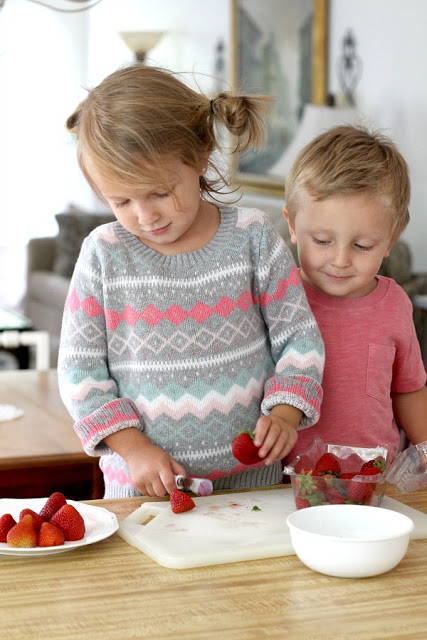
[1,485,427,639]
[0,370,103,499]
[0,370,80,464]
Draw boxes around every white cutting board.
[118,488,427,569]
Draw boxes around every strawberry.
[340,472,357,480]
[359,467,382,478]
[170,489,196,514]
[315,452,341,476]
[347,480,369,503]
[0,514,17,543]
[20,508,44,532]
[50,504,85,541]
[293,455,313,474]
[360,456,386,473]
[39,492,67,521]
[295,493,312,509]
[232,430,261,465]
[38,522,65,547]
[325,486,346,504]
[6,514,37,548]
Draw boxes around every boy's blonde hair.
[285,125,410,242]
[66,64,272,200]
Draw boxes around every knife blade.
[174,475,213,496]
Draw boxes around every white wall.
[0,0,93,246]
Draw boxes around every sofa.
[25,208,427,367]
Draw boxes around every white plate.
[0,498,119,556]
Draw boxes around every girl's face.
[88,156,218,255]
[284,191,394,298]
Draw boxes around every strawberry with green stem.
[232,430,262,465]
[315,452,342,476]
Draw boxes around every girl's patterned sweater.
[58,207,324,497]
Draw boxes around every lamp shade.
[119,31,165,62]
[270,104,361,177]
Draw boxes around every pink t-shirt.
[284,276,426,463]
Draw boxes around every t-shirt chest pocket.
[366,343,396,401]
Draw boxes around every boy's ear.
[384,236,398,259]
[283,206,298,245]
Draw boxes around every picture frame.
[230,0,328,196]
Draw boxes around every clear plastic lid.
[384,440,427,493]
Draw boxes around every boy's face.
[284,191,394,298]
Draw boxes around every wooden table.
[1,485,427,639]
[0,370,103,500]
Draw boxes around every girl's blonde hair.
[285,124,410,242]
[66,64,272,200]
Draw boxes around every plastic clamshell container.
[384,440,427,493]
[283,438,399,509]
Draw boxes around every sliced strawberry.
[170,489,196,514]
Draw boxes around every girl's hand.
[126,442,187,497]
[254,409,300,464]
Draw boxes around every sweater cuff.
[261,381,323,428]
[74,398,142,457]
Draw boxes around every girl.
[59,64,324,498]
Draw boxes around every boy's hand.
[254,405,302,464]
[127,443,187,497]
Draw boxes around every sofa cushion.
[52,211,115,278]
[28,271,71,311]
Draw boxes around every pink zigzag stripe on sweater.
[102,465,135,487]
[135,380,263,421]
[265,380,322,412]
[235,211,265,228]
[276,350,324,374]
[64,268,301,328]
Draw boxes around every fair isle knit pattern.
[58,207,324,497]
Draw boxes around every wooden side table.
[0,370,104,500]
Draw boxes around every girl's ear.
[283,206,297,245]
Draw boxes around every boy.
[282,125,427,464]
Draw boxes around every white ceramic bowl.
[286,504,414,578]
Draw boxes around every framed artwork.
[230,0,328,196]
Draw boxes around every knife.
[174,475,213,496]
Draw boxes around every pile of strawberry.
[293,452,386,509]
[0,492,86,548]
